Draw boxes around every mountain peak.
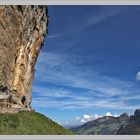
[134,108,140,117]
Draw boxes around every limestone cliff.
[0,6,48,112]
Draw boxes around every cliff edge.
[0,6,48,112]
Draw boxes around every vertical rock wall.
[0,6,48,111]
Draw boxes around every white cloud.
[136,71,140,80]
[33,86,70,98]
[80,114,93,123]
[75,112,121,124]
[32,97,140,111]
[65,121,69,125]
[48,34,63,39]
[35,51,135,97]
[75,114,100,124]
[32,86,140,110]
[32,51,140,111]
[105,112,112,116]
[94,114,99,119]
[80,119,85,123]
[75,116,80,121]
[83,114,90,119]
[114,114,118,117]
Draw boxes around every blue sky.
[31,6,140,127]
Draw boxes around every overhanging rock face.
[0,6,48,112]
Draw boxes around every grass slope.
[0,111,73,135]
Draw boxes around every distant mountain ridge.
[70,109,140,135]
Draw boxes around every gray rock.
[134,109,140,116]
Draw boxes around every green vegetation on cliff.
[0,111,73,135]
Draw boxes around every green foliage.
[0,111,73,135]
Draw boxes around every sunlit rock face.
[0,6,48,112]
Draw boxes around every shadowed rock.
[134,109,140,117]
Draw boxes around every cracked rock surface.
[0,6,48,112]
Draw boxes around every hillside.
[70,113,129,135]
[0,111,72,135]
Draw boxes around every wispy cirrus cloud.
[78,6,128,32]
[33,6,140,111]
[136,71,140,80]
[56,6,138,35]
[32,51,140,111]
[32,96,140,111]
[47,34,63,39]
[35,51,136,95]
